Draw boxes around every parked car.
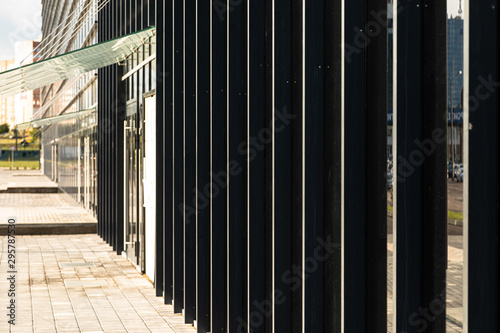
[448,162,462,179]
[387,171,393,190]
[456,166,464,182]
[454,163,463,179]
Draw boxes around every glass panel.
[16,107,96,130]
[125,115,138,266]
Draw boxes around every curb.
[448,218,463,227]
[446,311,463,328]
[0,187,59,193]
[0,223,97,235]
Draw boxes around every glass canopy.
[15,107,96,130]
[0,27,155,98]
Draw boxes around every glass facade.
[40,0,99,218]
[42,112,97,215]
[447,17,464,107]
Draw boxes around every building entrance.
[124,101,142,268]
[123,94,155,282]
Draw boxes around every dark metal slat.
[246,1,267,332]
[304,0,326,330]
[154,0,165,298]
[323,0,342,331]
[183,0,197,323]
[162,0,174,304]
[468,0,499,330]
[196,0,211,330]
[395,0,447,331]
[211,0,228,331]
[228,0,246,331]
[364,0,388,330]
[173,0,185,314]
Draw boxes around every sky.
[448,0,464,18]
[0,0,42,61]
[0,0,464,62]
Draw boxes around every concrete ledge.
[0,187,59,193]
[0,223,97,235]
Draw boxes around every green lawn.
[448,210,463,221]
[0,160,40,169]
[0,147,40,152]
[0,138,40,150]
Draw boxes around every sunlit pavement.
[0,170,96,235]
[0,234,195,333]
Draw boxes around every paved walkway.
[0,170,96,235]
[0,234,195,333]
[0,193,96,225]
[0,170,58,192]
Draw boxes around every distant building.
[0,59,16,126]
[447,16,464,162]
[387,3,394,158]
[14,41,41,125]
[448,17,464,108]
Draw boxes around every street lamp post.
[449,70,462,180]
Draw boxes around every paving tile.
[0,234,196,333]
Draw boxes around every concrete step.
[0,186,59,193]
[0,222,96,235]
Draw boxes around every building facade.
[447,16,464,163]
[448,16,464,108]
[1,41,42,128]
[1,0,495,332]
[14,41,42,125]
[0,59,15,126]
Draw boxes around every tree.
[0,123,9,135]
[32,128,41,141]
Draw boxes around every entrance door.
[84,136,90,210]
[142,95,156,282]
[124,110,139,266]
[123,96,155,281]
